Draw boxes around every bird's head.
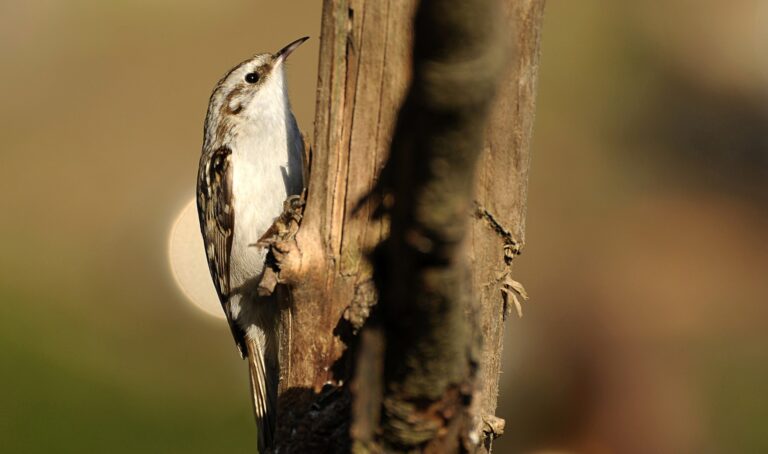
[209,36,308,120]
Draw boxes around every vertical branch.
[273,0,544,452]
[365,0,511,451]
[471,0,545,451]
[273,0,415,451]
[280,0,414,396]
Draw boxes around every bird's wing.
[197,146,247,355]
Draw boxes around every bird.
[196,36,308,451]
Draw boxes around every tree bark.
[354,0,513,451]
[270,0,544,452]
[470,1,545,452]
[272,2,416,451]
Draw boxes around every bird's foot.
[254,192,306,296]
[254,194,304,248]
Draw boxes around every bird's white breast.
[228,90,303,292]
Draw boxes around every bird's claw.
[253,193,305,248]
[255,193,306,294]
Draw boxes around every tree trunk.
[270,0,544,452]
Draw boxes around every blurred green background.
[1,1,766,453]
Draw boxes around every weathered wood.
[357,0,514,451]
[271,0,544,451]
[470,1,545,452]
[273,1,415,450]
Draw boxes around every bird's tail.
[245,327,278,452]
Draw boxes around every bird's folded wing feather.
[197,146,246,354]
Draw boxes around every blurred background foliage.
[0,1,766,453]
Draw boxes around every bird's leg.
[254,192,306,296]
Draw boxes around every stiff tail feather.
[246,334,278,452]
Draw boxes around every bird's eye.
[245,72,260,84]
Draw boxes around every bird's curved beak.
[275,36,309,66]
